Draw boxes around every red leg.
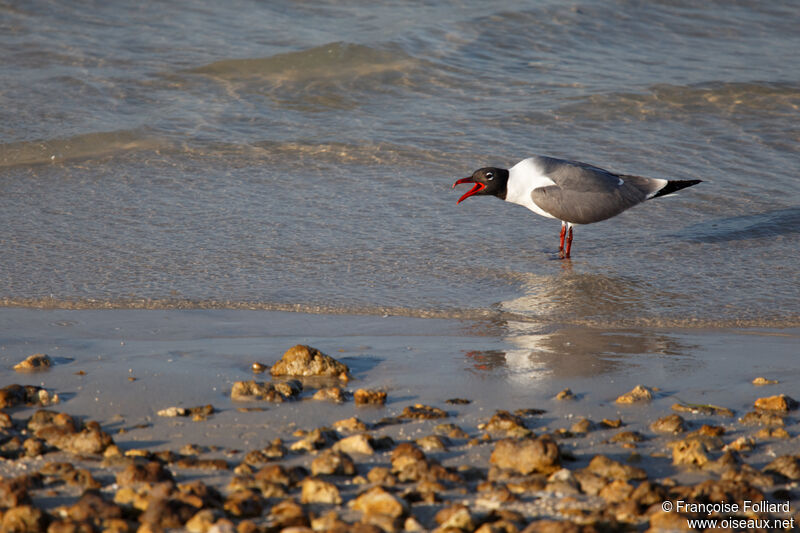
[559,224,566,253]
[565,226,573,259]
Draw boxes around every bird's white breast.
[505,158,557,219]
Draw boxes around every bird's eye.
[486,172,494,180]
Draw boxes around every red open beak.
[452,177,485,204]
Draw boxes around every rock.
[300,477,342,504]
[186,509,223,533]
[61,467,102,490]
[332,433,374,455]
[669,438,711,468]
[230,380,301,402]
[64,489,123,523]
[390,443,426,469]
[223,489,264,518]
[175,457,229,470]
[445,398,471,405]
[755,427,790,439]
[0,474,41,508]
[763,455,800,480]
[609,430,646,444]
[0,384,59,408]
[354,389,387,406]
[290,427,339,452]
[400,404,448,420]
[435,504,474,530]
[243,439,287,465]
[647,510,693,532]
[251,362,268,373]
[490,436,561,475]
[312,387,345,403]
[752,376,779,385]
[351,486,407,518]
[569,418,595,434]
[724,436,756,451]
[482,410,531,437]
[573,470,606,496]
[1,505,46,532]
[37,420,113,455]
[739,410,785,426]
[600,418,623,429]
[545,468,580,495]
[555,388,575,400]
[116,461,174,486]
[434,423,470,439]
[271,345,349,378]
[13,353,52,372]
[157,406,189,417]
[650,414,686,434]
[254,464,293,487]
[754,394,798,411]
[268,499,310,530]
[311,450,356,476]
[334,417,369,433]
[415,435,448,451]
[367,466,396,486]
[585,455,647,481]
[599,479,634,504]
[615,384,653,404]
[672,402,733,417]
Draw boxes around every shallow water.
[2,1,799,328]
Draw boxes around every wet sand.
[1,308,799,530]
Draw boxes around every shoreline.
[1,308,799,530]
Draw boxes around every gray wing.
[531,157,659,224]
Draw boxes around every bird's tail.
[650,179,702,199]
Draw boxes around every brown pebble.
[755,427,790,439]
[586,454,647,481]
[251,362,268,373]
[116,461,174,486]
[351,486,407,518]
[333,433,375,455]
[224,489,264,518]
[482,410,531,437]
[13,353,53,372]
[609,430,645,443]
[650,414,686,434]
[354,388,387,406]
[752,376,778,385]
[672,402,734,417]
[271,344,349,378]
[754,394,798,411]
[555,388,575,400]
[445,398,471,405]
[615,384,653,404]
[435,504,474,530]
[311,449,356,476]
[333,416,369,433]
[301,477,342,504]
[489,436,561,475]
[312,387,346,403]
[763,455,800,480]
[739,410,785,426]
[600,418,623,429]
[400,403,448,420]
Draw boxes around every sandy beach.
[1,308,799,531]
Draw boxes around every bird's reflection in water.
[464,270,695,382]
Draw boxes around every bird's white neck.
[505,158,558,219]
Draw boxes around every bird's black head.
[452,167,509,203]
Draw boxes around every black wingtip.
[651,179,702,199]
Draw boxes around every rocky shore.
[1,344,799,532]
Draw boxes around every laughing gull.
[453,155,701,258]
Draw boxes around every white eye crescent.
[486,172,494,180]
